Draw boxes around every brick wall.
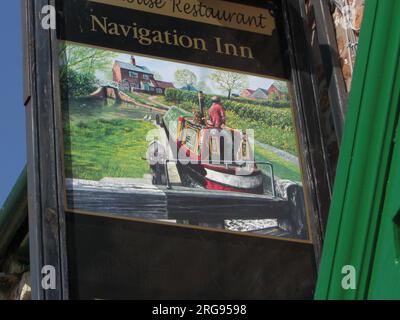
[0,258,31,300]
[332,0,365,91]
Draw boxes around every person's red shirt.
[208,103,226,129]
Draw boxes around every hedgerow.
[165,88,293,130]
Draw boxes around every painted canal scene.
[61,42,307,239]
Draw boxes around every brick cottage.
[112,56,175,95]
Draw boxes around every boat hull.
[162,107,264,194]
[204,165,264,194]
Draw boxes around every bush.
[165,88,290,108]
[60,68,97,101]
[165,88,293,130]
[231,96,289,109]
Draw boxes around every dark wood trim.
[311,0,348,143]
[66,185,291,221]
[23,0,69,300]
[282,0,335,263]
[22,0,340,297]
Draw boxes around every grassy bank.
[63,99,158,181]
[64,118,155,181]
[226,111,298,156]
[254,147,301,182]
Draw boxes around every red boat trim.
[205,179,263,194]
[202,163,260,175]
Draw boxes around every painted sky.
[98,53,282,96]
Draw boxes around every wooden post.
[23,0,69,300]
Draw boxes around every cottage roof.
[115,60,153,75]
[156,80,175,89]
[242,89,255,94]
[271,81,289,94]
[254,88,268,95]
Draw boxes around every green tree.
[59,43,118,100]
[59,43,117,79]
[197,80,212,94]
[60,68,97,101]
[209,71,248,99]
[174,69,197,88]
[152,71,163,81]
[269,91,279,102]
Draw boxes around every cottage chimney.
[131,56,136,66]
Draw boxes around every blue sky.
[0,2,25,206]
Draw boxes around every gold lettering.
[179,35,193,48]
[108,22,120,36]
[224,43,238,56]
[119,24,132,37]
[193,38,207,51]
[215,37,223,54]
[215,37,254,59]
[91,15,108,33]
[240,46,254,59]
[152,30,165,44]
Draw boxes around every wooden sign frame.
[23,0,336,299]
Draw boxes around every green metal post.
[368,103,400,299]
[315,0,400,299]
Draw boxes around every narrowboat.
[161,106,264,194]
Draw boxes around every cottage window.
[129,71,139,78]
[130,83,140,89]
[143,74,150,80]
[156,88,163,94]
